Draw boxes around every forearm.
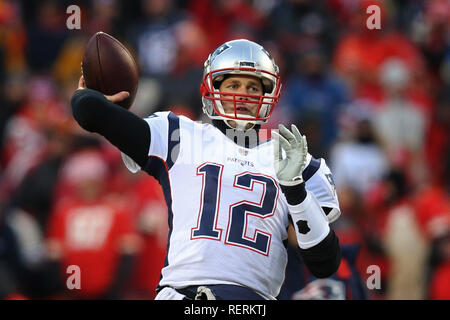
[282,183,341,278]
[71,89,150,168]
[297,229,341,278]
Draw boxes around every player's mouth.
[235,104,254,115]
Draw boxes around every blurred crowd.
[0,0,449,300]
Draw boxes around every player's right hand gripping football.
[272,124,308,186]
[76,76,130,104]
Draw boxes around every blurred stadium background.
[0,0,449,300]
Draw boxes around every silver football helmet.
[201,39,282,130]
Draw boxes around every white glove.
[272,124,308,186]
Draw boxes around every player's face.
[219,75,264,118]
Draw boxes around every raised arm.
[273,124,341,278]
[71,76,150,168]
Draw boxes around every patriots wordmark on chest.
[226,156,255,167]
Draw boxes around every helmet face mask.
[201,40,282,130]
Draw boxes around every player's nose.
[236,87,251,100]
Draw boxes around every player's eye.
[225,83,239,91]
[248,86,261,93]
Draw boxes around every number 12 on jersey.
[191,162,279,256]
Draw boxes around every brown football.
[82,31,138,109]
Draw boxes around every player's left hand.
[272,124,308,186]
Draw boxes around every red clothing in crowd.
[46,197,137,298]
[125,174,168,299]
[430,262,450,299]
[414,185,450,239]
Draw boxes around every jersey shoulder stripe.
[166,112,180,169]
[303,157,340,222]
[302,157,321,182]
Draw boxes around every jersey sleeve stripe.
[302,157,321,182]
[166,112,180,170]
[143,156,174,285]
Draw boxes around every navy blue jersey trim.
[302,157,321,182]
[166,112,180,170]
[143,156,173,291]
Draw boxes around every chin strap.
[225,119,256,131]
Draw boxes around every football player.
[71,39,341,300]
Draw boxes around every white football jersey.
[122,111,340,299]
